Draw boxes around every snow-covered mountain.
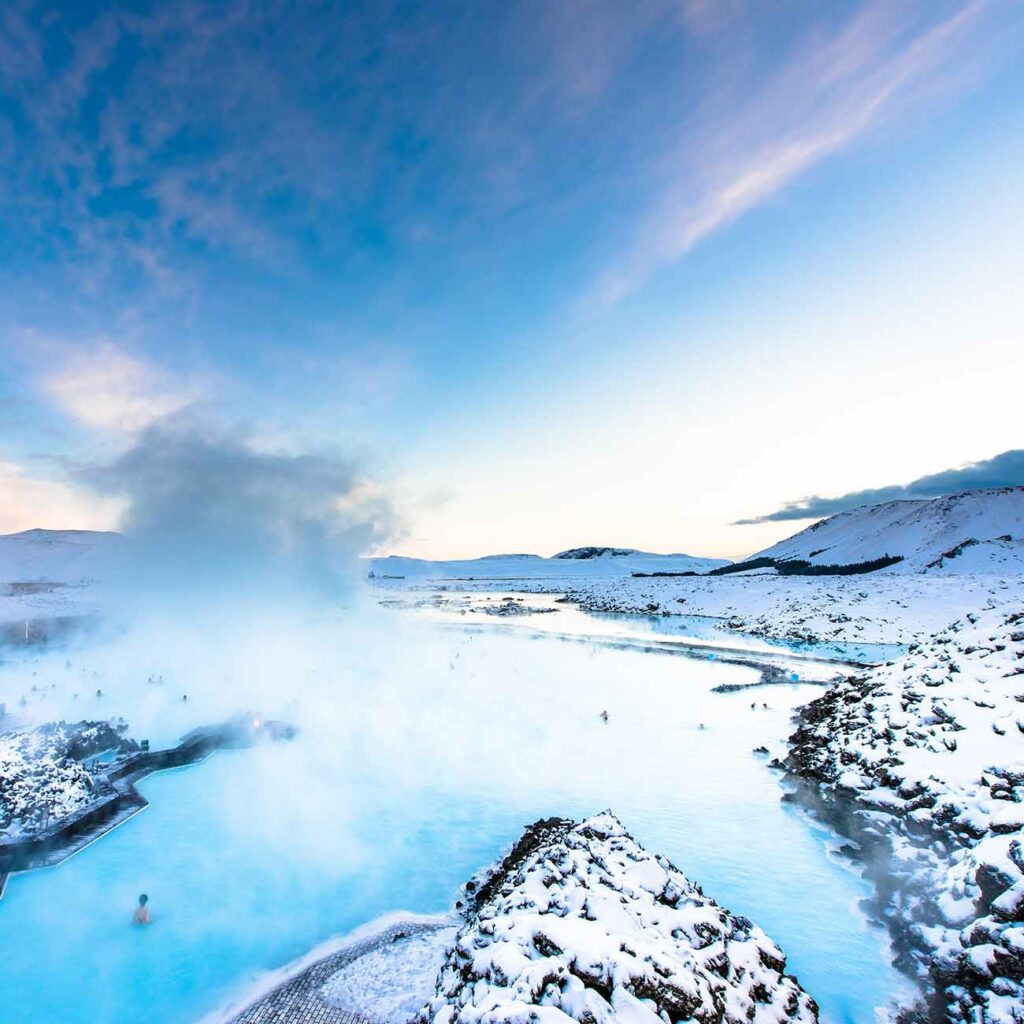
[750,487,1024,573]
[367,548,727,580]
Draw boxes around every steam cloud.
[81,413,394,602]
[734,449,1024,524]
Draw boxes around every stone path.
[227,921,446,1024]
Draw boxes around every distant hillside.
[749,487,1024,573]
[368,548,728,580]
[0,529,122,585]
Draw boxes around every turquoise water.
[0,627,908,1024]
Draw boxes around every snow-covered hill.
[751,488,1024,573]
[0,530,121,586]
[368,548,727,581]
[0,530,120,627]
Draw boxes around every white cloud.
[591,0,1013,306]
[42,343,194,436]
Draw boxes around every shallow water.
[0,623,909,1024]
[403,589,905,666]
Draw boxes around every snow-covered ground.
[0,529,116,628]
[369,489,1024,647]
[417,812,818,1024]
[543,572,1024,645]
[781,605,1024,1023]
[320,927,459,1023]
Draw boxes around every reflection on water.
[0,624,909,1024]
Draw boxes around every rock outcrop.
[416,812,818,1024]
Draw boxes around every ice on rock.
[415,813,818,1024]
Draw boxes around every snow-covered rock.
[416,813,818,1024]
[551,547,641,560]
[781,605,1024,1022]
[751,488,1024,574]
[0,719,134,837]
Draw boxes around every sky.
[1,0,1023,560]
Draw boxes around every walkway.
[227,921,447,1024]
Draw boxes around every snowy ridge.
[782,605,1024,1023]
[751,488,1024,573]
[368,550,727,580]
[416,813,818,1024]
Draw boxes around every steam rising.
[82,413,394,604]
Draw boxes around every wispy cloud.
[41,343,195,436]
[590,0,1020,306]
[734,449,1024,524]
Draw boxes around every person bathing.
[133,893,151,925]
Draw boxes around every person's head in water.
[133,892,152,924]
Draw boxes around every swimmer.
[132,893,151,925]
[599,710,609,723]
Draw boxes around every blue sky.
[1,0,1023,558]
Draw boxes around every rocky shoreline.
[778,604,1024,1023]
[463,573,1022,647]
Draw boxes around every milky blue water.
[0,626,909,1024]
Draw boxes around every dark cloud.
[734,450,1024,525]
[81,413,394,598]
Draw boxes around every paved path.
[227,921,446,1024]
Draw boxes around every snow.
[782,604,1024,1023]
[417,813,818,1024]
[455,571,1023,646]
[0,529,118,626]
[0,719,132,837]
[369,489,1024,647]
[750,487,1024,573]
[367,550,727,582]
[0,529,120,587]
[320,927,458,1023]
